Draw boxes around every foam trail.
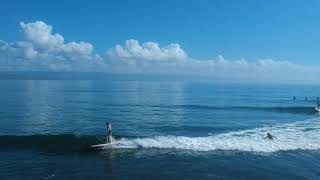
[107,118,320,152]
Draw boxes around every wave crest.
[108,118,320,152]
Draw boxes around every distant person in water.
[293,96,296,101]
[317,97,320,109]
[263,133,276,140]
[106,122,112,143]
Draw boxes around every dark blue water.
[1,80,320,179]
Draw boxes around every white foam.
[106,118,320,152]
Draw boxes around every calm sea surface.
[1,80,320,179]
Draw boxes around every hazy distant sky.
[0,0,319,83]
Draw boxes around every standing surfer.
[106,122,113,143]
[317,97,320,109]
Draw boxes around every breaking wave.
[106,117,320,152]
[1,117,320,153]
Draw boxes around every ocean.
[0,79,320,179]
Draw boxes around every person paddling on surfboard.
[263,133,276,140]
[106,122,112,143]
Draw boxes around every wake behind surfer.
[106,122,113,143]
[263,133,276,140]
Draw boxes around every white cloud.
[20,21,94,57]
[0,21,319,83]
[61,42,93,56]
[20,21,64,50]
[15,41,38,59]
[107,39,188,61]
[0,21,101,71]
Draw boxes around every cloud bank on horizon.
[0,21,319,83]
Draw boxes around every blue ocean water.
[0,80,320,179]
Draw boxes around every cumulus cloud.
[105,40,319,83]
[0,20,319,83]
[0,21,100,71]
[20,21,64,50]
[107,39,188,61]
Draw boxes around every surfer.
[263,133,276,140]
[106,122,112,143]
[293,96,296,101]
[317,97,320,109]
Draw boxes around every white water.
[106,117,320,152]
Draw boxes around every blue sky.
[1,0,320,64]
[0,0,319,83]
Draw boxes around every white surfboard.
[91,141,118,148]
[91,143,109,148]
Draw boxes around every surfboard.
[91,141,118,148]
[91,143,109,148]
